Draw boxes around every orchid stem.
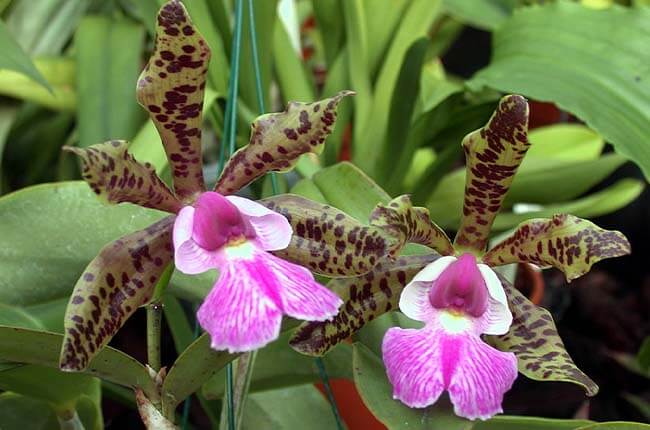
[56,409,85,430]
[316,357,344,430]
[146,301,163,373]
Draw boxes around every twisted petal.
[215,91,353,195]
[382,325,517,420]
[197,243,342,352]
[136,0,210,199]
[483,214,631,282]
[370,195,455,256]
[454,95,530,253]
[65,141,181,213]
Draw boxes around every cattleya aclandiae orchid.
[58,0,392,371]
[290,95,631,421]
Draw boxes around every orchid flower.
[59,0,391,370]
[290,95,631,421]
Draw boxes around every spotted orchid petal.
[262,194,399,277]
[483,214,630,282]
[136,0,210,200]
[290,254,437,356]
[369,195,455,257]
[487,278,598,396]
[60,216,175,371]
[454,95,530,253]
[64,140,182,213]
[383,253,517,420]
[215,91,354,195]
[172,192,342,352]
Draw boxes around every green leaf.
[59,216,175,371]
[442,0,516,30]
[136,0,211,199]
[377,37,429,192]
[215,91,353,195]
[353,342,468,429]
[0,181,208,307]
[203,330,352,399]
[161,333,236,419]
[484,214,630,282]
[273,21,315,103]
[0,326,157,400]
[0,20,51,91]
[637,336,650,372]
[526,124,605,161]
[576,423,650,430]
[0,57,76,111]
[468,2,650,180]
[76,16,145,149]
[354,0,441,175]
[0,393,59,430]
[473,416,594,430]
[312,0,344,66]
[364,0,410,76]
[241,385,343,430]
[262,194,399,277]
[0,302,44,330]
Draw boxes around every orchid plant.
[291,95,631,421]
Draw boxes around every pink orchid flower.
[172,192,342,352]
[383,253,516,420]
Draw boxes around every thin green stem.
[146,301,163,373]
[315,357,344,430]
[226,363,236,430]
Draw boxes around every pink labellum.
[383,253,516,420]
[173,191,342,352]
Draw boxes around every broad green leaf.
[290,254,436,356]
[355,0,441,175]
[241,385,342,430]
[0,393,59,430]
[0,302,44,330]
[203,330,352,399]
[59,216,174,371]
[76,16,145,148]
[262,194,398,277]
[526,124,604,161]
[0,20,51,90]
[161,333,236,419]
[0,326,157,400]
[136,0,211,199]
[353,342,468,430]
[65,140,182,213]
[489,281,598,396]
[576,423,650,430]
[0,181,209,306]
[364,0,410,76]
[492,178,644,231]
[484,214,630,281]
[442,0,516,30]
[473,416,594,430]
[468,2,650,180]
[370,195,454,257]
[0,58,76,111]
[377,37,429,193]
[215,91,353,195]
[453,94,530,254]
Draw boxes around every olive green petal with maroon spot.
[487,279,598,396]
[215,91,354,195]
[59,216,175,371]
[261,194,399,277]
[483,214,630,282]
[65,141,182,214]
[454,94,531,253]
[290,254,437,356]
[370,195,454,257]
[136,0,210,200]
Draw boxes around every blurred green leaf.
[312,0,344,66]
[274,20,315,102]
[203,330,352,399]
[576,423,650,430]
[0,302,44,329]
[241,385,342,430]
[468,2,650,180]
[624,393,650,422]
[364,0,409,76]
[0,393,59,430]
[321,50,351,165]
[75,16,145,148]
[442,0,516,30]
[0,58,76,111]
[0,326,157,400]
[473,416,594,430]
[637,336,650,372]
[0,182,209,306]
[527,124,604,160]
[0,20,51,91]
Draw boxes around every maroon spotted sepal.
[136,0,210,201]
[59,216,174,371]
[215,91,354,195]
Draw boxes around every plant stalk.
[147,301,163,373]
[56,409,85,430]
